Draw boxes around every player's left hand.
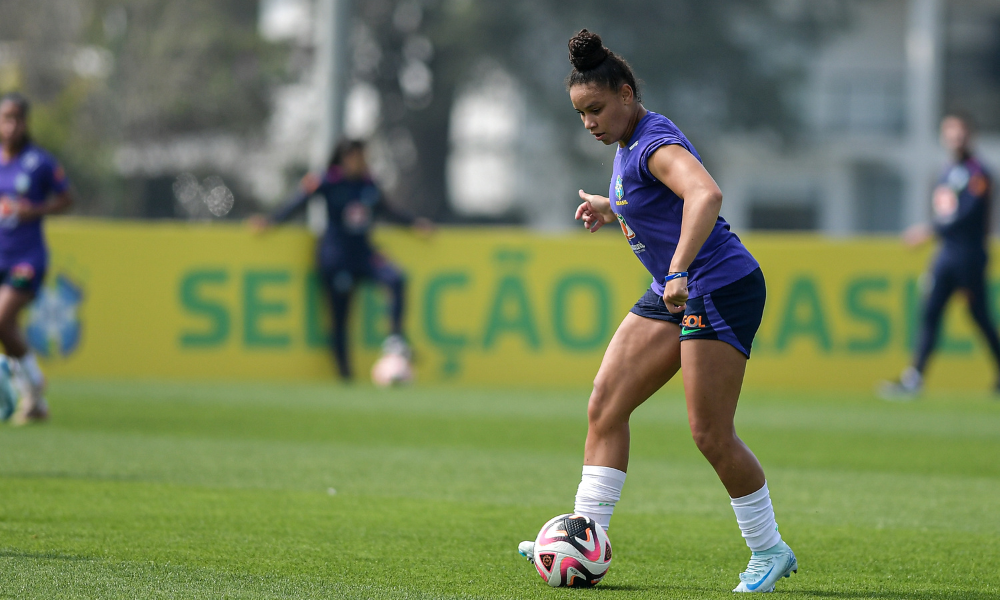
[413,217,435,236]
[247,215,271,234]
[663,276,688,313]
[903,223,932,248]
[12,199,37,223]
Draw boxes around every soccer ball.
[371,335,414,387]
[371,353,413,387]
[532,514,612,587]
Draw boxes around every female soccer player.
[518,31,796,592]
[253,139,430,381]
[881,113,1000,398]
[0,92,73,423]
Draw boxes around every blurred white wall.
[718,0,1000,235]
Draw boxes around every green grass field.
[0,380,998,599]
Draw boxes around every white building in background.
[717,0,1000,234]
[445,65,574,229]
[447,68,523,218]
[445,0,1000,233]
[249,0,1000,232]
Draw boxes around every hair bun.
[568,29,609,71]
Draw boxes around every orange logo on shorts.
[682,315,706,329]
[11,263,35,284]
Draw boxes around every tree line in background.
[0,0,847,220]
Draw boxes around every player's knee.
[587,380,625,432]
[0,317,17,339]
[690,422,734,463]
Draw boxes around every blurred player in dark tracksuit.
[0,92,74,423]
[252,140,430,381]
[882,113,1000,398]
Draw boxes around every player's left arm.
[373,187,434,233]
[933,170,993,241]
[19,189,73,221]
[646,144,723,309]
[17,162,73,222]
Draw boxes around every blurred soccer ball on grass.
[371,353,413,387]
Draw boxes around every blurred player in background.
[518,30,796,593]
[881,113,1000,399]
[252,139,430,382]
[0,92,74,423]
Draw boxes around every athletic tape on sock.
[730,482,782,552]
[574,466,626,531]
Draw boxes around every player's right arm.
[250,173,324,233]
[575,189,614,232]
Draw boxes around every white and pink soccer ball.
[371,353,413,387]
[531,514,612,587]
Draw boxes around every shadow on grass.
[574,584,996,599]
[0,470,144,483]
[784,590,996,600]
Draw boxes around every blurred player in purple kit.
[881,113,1000,398]
[0,92,74,423]
[253,139,430,382]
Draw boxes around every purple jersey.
[932,156,991,251]
[610,112,758,298]
[0,144,68,267]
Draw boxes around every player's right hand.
[247,215,271,234]
[575,190,614,233]
[903,223,932,248]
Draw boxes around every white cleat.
[878,367,922,402]
[517,540,535,564]
[733,540,797,593]
[11,373,48,426]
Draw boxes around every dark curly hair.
[0,91,30,118]
[565,29,640,101]
[328,139,365,170]
[0,91,32,147]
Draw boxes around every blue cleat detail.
[733,540,797,593]
[518,540,535,564]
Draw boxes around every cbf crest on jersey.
[615,175,623,201]
[14,172,30,194]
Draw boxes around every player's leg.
[962,270,1000,386]
[0,284,32,358]
[577,310,681,528]
[325,270,355,381]
[883,269,958,398]
[370,254,410,361]
[0,283,46,423]
[913,270,958,377]
[676,269,793,591]
[519,310,679,563]
[682,340,761,496]
[371,254,406,338]
[584,312,681,471]
[682,339,796,592]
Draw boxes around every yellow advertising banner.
[32,220,1000,391]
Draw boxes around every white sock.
[901,366,923,391]
[574,465,626,531]
[730,482,782,552]
[20,352,44,389]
